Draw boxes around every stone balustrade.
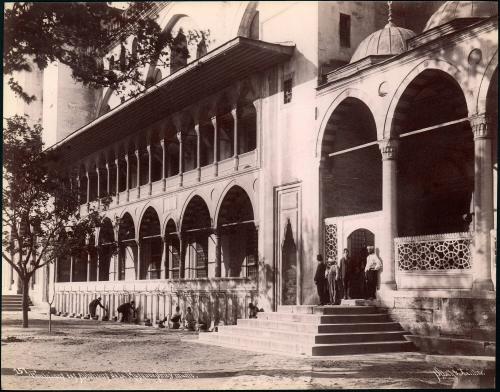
[395,232,472,271]
[395,232,473,289]
[54,277,257,325]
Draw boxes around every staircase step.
[199,333,415,356]
[257,312,391,324]
[218,326,409,344]
[278,305,381,315]
[237,318,404,333]
[311,341,416,356]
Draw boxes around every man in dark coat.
[314,254,328,305]
[117,301,136,322]
[89,296,106,318]
[339,248,352,300]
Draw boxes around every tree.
[4,2,208,103]
[2,115,112,328]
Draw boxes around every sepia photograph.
[2,1,497,389]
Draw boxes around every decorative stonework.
[379,139,399,160]
[396,232,472,271]
[469,114,489,139]
[324,223,338,262]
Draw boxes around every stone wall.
[378,290,496,353]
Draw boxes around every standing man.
[364,246,382,300]
[314,254,328,305]
[339,248,351,300]
[89,296,106,318]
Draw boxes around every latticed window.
[246,227,258,279]
[195,241,208,278]
[170,245,180,279]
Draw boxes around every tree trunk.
[22,277,30,328]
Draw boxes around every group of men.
[314,246,382,305]
[87,298,211,331]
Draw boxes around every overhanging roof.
[52,36,295,162]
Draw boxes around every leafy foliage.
[4,2,209,103]
[2,115,112,326]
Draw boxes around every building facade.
[5,1,497,342]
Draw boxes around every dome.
[424,1,498,32]
[350,23,416,64]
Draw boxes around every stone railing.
[395,232,472,271]
[54,277,257,325]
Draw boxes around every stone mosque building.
[3,1,497,354]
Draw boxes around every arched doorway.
[139,207,162,280]
[217,186,257,278]
[118,213,137,280]
[320,97,382,219]
[393,69,473,236]
[347,228,375,298]
[98,218,115,281]
[181,196,211,279]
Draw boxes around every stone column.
[161,238,167,279]
[179,233,185,279]
[147,144,152,195]
[96,250,100,282]
[470,114,494,291]
[76,176,81,215]
[160,138,166,191]
[378,139,399,290]
[86,251,91,282]
[106,162,110,197]
[137,239,142,280]
[231,108,239,171]
[195,124,201,181]
[115,158,120,204]
[125,154,130,202]
[177,131,183,187]
[212,116,218,176]
[69,256,74,282]
[135,149,141,199]
[215,229,222,278]
[86,170,90,212]
[96,166,101,208]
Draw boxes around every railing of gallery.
[395,232,472,271]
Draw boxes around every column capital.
[176,131,183,142]
[146,144,151,152]
[379,139,399,160]
[469,113,490,139]
[160,138,165,147]
[194,123,200,136]
[134,149,140,158]
[230,107,237,119]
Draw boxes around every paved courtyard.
[1,309,454,390]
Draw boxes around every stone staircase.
[2,294,33,312]
[198,303,416,356]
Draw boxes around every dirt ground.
[1,309,454,390]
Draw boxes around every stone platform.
[198,304,416,356]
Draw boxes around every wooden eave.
[51,36,295,163]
